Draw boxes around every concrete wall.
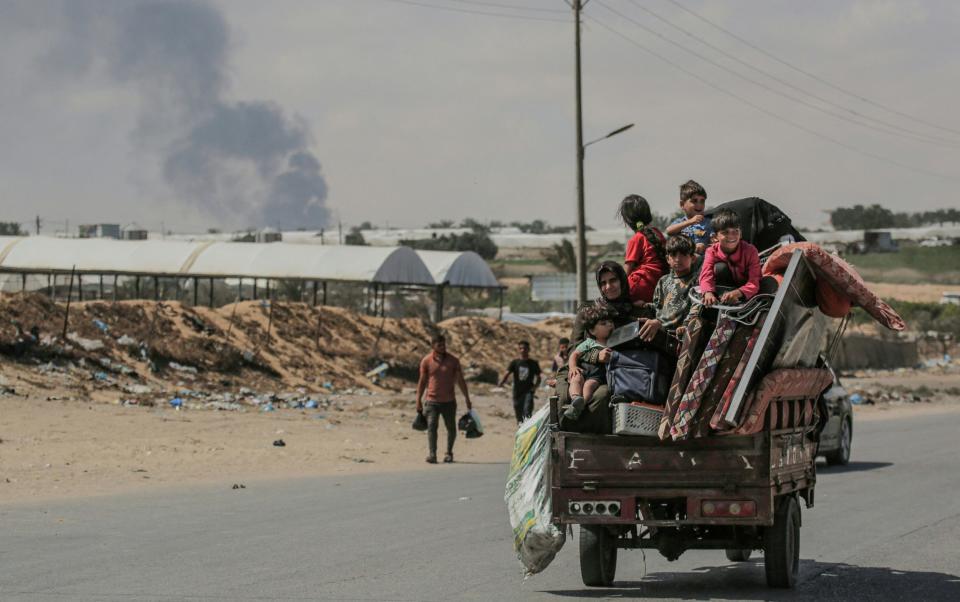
[835,334,918,370]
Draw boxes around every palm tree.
[541,239,623,273]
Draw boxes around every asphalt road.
[2,409,959,601]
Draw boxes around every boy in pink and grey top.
[700,209,761,307]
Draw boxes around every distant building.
[122,223,148,240]
[863,231,898,253]
[528,273,586,313]
[255,228,282,243]
[78,224,121,239]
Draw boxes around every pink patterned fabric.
[762,242,906,331]
[658,317,707,440]
[670,316,737,441]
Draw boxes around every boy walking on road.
[416,333,472,464]
[499,341,542,424]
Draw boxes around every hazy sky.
[2,0,957,234]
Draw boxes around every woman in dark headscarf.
[561,262,649,433]
[570,261,646,345]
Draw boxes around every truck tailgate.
[554,432,767,489]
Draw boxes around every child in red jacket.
[619,194,668,304]
[700,208,761,306]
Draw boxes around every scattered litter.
[261,403,275,412]
[849,393,863,405]
[459,496,472,501]
[339,455,373,463]
[116,334,137,347]
[232,483,246,490]
[169,397,184,409]
[305,400,318,409]
[67,332,104,351]
[93,371,109,382]
[92,319,109,333]
[272,439,286,447]
[205,401,243,411]
[365,362,389,378]
[168,362,198,374]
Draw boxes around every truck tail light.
[701,500,756,517]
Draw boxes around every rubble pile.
[0,293,572,400]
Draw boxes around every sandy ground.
[0,389,529,505]
[3,369,959,505]
[863,281,954,303]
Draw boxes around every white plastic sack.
[468,409,484,435]
[504,405,565,575]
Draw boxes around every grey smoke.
[5,0,329,230]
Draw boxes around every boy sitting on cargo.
[700,209,761,307]
[564,305,616,421]
[665,179,713,255]
[638,234,702,342]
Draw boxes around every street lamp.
[575,122,634,305]
[584,123,635,149]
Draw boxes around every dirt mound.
[0,293,569,396]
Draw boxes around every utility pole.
[35,215,41,236]
[573,0,589,306]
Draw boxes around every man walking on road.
[417,333,472,464]
[499,340,542,424]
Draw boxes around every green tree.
[458,218,489,232]
[344,227,367,245]
[541,239,623,273]
[401,231,498,259]
[0,222,25,236]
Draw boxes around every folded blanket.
[762,242,905,331]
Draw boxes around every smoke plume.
[3,0,330,230]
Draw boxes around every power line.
[662,0,960,138]
[595,1,959,149]
[375,0,568,22]
[623,0,960,147]
[584,13,960,182]
[442,0,567,13]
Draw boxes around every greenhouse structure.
[0,237,502,319]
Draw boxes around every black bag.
[607,349,671,405]
[412,411,428,431]
[706,197,805,252]
[457,412,483,439]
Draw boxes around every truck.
[548,249,846,589]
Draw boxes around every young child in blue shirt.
[665,179,713,255]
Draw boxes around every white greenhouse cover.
[0,237,436,285]
[415,250,500,288]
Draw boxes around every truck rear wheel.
[579,525,617,587]
[764,496,800,588]
[725,548,752,562]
